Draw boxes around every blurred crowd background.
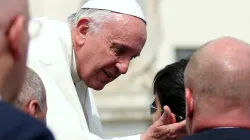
[28,0,250,138]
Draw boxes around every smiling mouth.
[103,70,112,80]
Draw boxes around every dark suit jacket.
[0,101,54,140]
[183,128,250,140]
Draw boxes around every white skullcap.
[81,0,146,23]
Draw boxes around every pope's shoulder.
[27,17,70,66]
[29,17,69,40]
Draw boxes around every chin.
[92,86,104,91]
[87,82,105,91]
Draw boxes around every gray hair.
[67,8,115,32]
[13,67,46,111]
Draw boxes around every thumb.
[157,105,172,126]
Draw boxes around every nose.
[116,58,130,74]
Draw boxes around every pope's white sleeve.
[52,131,102,140]
[51,131,140,140]
[109,134,141,140]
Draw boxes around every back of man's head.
[184,37,250,134]
[0,0,30,102]
[12,67,47,122]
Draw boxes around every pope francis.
[27,0,186,140]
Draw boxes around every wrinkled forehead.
[114,14,146,36]
[102,14,147,47]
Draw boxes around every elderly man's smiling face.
[73,13,147,90]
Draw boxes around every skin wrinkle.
[72,10,146,90]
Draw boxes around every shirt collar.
[62,23,82,83]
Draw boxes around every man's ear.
[27,100,40,118]
[185,88,194,119]
[7,15,26,61]
[74,18,90,49]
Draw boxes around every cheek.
[103,55,118,66]
[96,46,119,69]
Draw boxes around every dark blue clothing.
[183,128,250,140]
[0,101,54,140]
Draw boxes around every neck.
[192,108,250,134]
[62,23,81,83]
[70,29,82,83]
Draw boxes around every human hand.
[141,106,187,140]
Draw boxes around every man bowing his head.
[28,0,186,140]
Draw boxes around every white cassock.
[27,17,141,140]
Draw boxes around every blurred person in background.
[27,0,186,139]
[12,67,47,123]
[151,59,188,123]
[0,0,54,139]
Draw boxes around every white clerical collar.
[62,23,82,83]
[71,48,82,83]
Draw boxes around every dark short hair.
[153,59,188,121]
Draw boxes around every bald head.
[185,37,250,102]
[185,37,250,134]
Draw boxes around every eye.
[113,46,124,56]
[111,44,126,56]
[110,43,139,60]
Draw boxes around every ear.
[7,15,26,61]
[74,18,90,50]
[27,100,40,118]
[185,88,194,119]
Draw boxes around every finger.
[157,105,172,126]
[172,120,188,138]
[156,120,187,139]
